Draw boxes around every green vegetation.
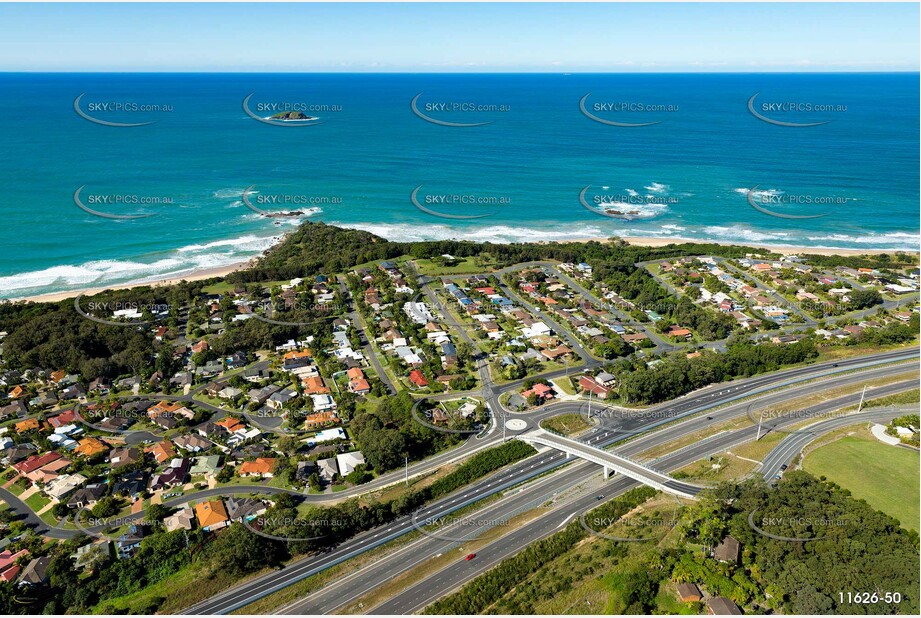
[864,388,920,409]
[614,338,818,404]
[803,434,919,530]
[427,440,535,497]
[541,413,591,436]
[350,392,464,472]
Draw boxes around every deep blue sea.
[0,73,917,299]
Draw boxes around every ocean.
[0,72,917,299]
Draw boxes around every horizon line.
[2,69,919,74]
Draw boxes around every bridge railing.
[542,430,676,481]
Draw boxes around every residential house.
[111,471,148,498]
[239,457,276,478]
[713,536,741,564]
[226,497,266,522]
[336,451,366,476]
[522,383,555,402]
[149,458,190,491]
[146,440,176,464]
[109,447,142,469]
[282,350,313,372]
[173,433,213,453]
[707,597,742,615]
[302,376,330,395]
[249,384,282,406]
[195,500,230,532]
[164,507,195,532]
[0,549,29,582]
[676,582,702,603]
[116,525,147,559]
[66,483,107,509]
[190,455,222,476]
[303,410,339,429]
[579,375,611,399]
[317,457,339,481]
[17,556,51,587]
[43,473,87,500]
[14,418,41,434]
[408,370,429,388]
[266,387,298,410]
[73,437,109,459]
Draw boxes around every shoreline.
[5,235,916,304]
[7,261,251,304]
[567,236,913,257]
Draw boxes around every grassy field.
[552,376,577,395]
[413,255,497,276]
[803,435,920,532]
[541,413,591,437]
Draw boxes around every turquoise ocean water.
[0,73,917,298]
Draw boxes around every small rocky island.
[268,110,319,122]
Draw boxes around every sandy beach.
[7,235,914,305]
[10,261,250,304]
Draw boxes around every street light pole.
[404,455,409,486]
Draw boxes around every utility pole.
[857,385,867,412]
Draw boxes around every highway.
[270,373,916,615]
[365,387,916,615]
[180,353,916,614]
[758,405,913,480]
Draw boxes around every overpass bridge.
[521,429,702,499]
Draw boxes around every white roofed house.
[310,428,347,444]
[217,386,243,400]
[404,302,435,325]
[336,451,366,476]
[43,473,87,500]
[310,394,337,412]
[317,457,339,481]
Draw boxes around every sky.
[0,2,918,72]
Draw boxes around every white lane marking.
[556,512,578,529]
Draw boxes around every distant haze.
[0,2,918,72]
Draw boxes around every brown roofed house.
[146,440,176,464]
[676,582,702,603]
[707,597,743,615]
[713,535,741,564]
